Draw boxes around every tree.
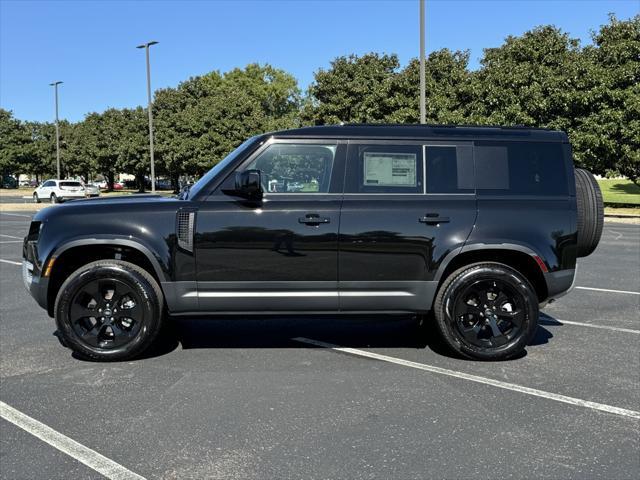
[0,109,30,183]
[388,49,473,124]
[303,53,401,124]
[155,64,301,187]
[571,15,639,183]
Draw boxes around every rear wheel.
[50,193,58,204]
[433,262,538,360]
[54,260,166,361]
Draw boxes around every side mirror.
[235,169,263,199]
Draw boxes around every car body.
[32,179,86,203]
[22,124,603,361]
[83,183,100,197]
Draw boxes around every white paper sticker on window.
[363,152,417,186]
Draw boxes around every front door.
[194,140,345,312]
[338,141,477,311]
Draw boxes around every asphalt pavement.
[0,211,638,479]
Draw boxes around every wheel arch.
[435,245,549,304]
[46,239,167,317]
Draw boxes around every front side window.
[43,181,54,187]
[246,143,336,193]
[345,144,423,194]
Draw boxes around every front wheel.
[433,262,538,361]
[33,193,40,203]
[54,260,166,361]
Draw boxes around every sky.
[1,0,638,123]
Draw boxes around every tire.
[33,193,40,203]
[50,193,58,204]
[54,260,166,361]
[433,262,539,361]
[575,168,604,258]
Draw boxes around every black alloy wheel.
[434,262,538,360]
[452,278,525,349]
[55,260,165,361]
[69,278,144,349]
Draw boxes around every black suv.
[22,125,603,361]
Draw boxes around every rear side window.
[43,180,55,187]
[345,144,423,194]
[475,141,568,196]
[425,145,474,193]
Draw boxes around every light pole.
[136,41,158,193]
[419,0,426,124]
[49,81,63,178]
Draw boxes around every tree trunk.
[136,172,146,193]
[107,172,115,192]
[171,172,180,193]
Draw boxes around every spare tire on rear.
[575,168,604,257]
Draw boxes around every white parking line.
[542,318,639,334]
[0,240,23,244]
[0,234,22,239]
[0,401,146,480]
[292,337,640,420]
[0,259,22,265]
[0,212,31,218]
[576,286,640,296]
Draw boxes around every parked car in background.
[113,182,124,190]
[84,183,100,197]
[33,179,85,203]
[2,176,18,189]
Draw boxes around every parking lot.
[0,210,638,479]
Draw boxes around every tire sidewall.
[438,264,538,360]
[55,263,162,361]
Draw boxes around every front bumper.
[23,236,50,311]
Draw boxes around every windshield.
[185,136,262,200]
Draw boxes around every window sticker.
[363,152,417,186]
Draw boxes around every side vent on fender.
[176,209,196,253]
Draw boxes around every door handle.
[419,214,450,225]
[299,214,330,225]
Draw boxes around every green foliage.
[1,16,637,187]
[0,109,30,178]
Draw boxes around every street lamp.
[419,0,426,124]
[136,41,159,193]
[49,81,63,178]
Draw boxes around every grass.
[597,179,640,205]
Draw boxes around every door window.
[245,143,336,193]
[345,144,423,193]
[425,145,474,194]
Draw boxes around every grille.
[177,210,195,252]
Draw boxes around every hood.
[34,194,181,222]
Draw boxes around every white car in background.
[33,179,85,203]
[83,183,100,197]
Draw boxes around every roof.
[271,124,567,142]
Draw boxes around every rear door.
[338,140,477,311]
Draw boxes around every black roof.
[271,124,566,142]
